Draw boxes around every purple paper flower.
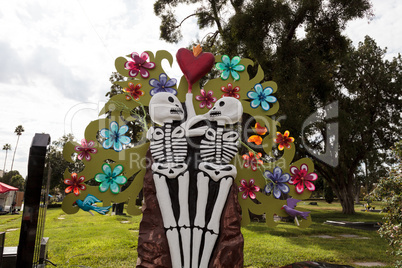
[124,51,156,78]
[195,89,217,109]
[149,73,177,96]
[264,166,290,199]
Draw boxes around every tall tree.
[10,174,25,191]
[153,0,402,214]
[10,125,24,171]
[316,36,402,213]
[2,144,11,174]
[1,170,21,185]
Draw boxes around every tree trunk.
[337,187,355,214]
[11,136,20,171]
[354,184,361,204]
[3,151,8,173]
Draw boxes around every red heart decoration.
[176,48,215,93]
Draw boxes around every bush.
[369,141,402,267]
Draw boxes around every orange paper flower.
[254,123,267,135]
[247,123,267,145]
[247,135,263,145]
[242,152,263,171]
[123,82,144,101]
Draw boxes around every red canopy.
[0,182,18,194]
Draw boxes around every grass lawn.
[0,200,398,268]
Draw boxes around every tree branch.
[174,13,199,29]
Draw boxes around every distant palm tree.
[10,125,24,171]
[2,144,11,174]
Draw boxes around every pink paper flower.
[64,173,86,196]
[221,83,240,99]
[124,52,156,78]
[75,139,97,161]
[289,164,318,194]
[195,89,217,109]
[239,178,260,199]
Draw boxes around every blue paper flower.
[149,73,177,96]
[100,121,131,152]
[264,166,290,199]
[247,83,277,111]
[95,163,127,194]
[215,55,245,81]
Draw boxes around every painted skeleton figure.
[187,97,243,268]
[148,92,242,268]
[147,92,190,268]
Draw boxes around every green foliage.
[318,36,402,214]
[10,174,25,191]
[1,170,19,184]
[369,141,402,267]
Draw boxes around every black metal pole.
[16,134,50,268]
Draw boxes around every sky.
[0,0,401,178]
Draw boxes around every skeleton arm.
[146,126,154,140]
[183,93,208,137]
[185,93,196,120]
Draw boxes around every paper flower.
[247,135,263,145]
[247,123,268,145]
[124,51,156,78]
[100,121,131,152]
[247,84,277,111]
[221,83,240,99]
[215,55,245,81]
[274,131,294,150]
[123,82,144,101]
[242,152,263,171]
[195,89,217,109]
[149,73,177,96]
[64,173,86,196]
[95,163,127,194]
[74,139,97,161]
[264,166,291,199]
[239,178,260,199]
[289,164,318,194]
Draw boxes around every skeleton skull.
[198,162,237,182]
[149,93,184,125]
[206,97,243,125]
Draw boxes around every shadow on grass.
[242,207,395,268]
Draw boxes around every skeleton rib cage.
[149,122,187,163]
[200,127,239,164]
